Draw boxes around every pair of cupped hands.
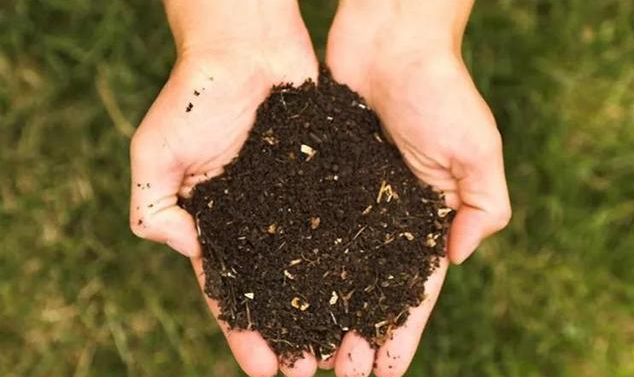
[129,1,510,377]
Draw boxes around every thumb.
[448,135,511,264]
[129,127,201,258]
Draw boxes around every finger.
[334,332,375,377]
[448,204,509,264]
[373,258,448,377]
[279,352,318,377]
[179,169,223,198]
[398,148,461,209]
[191,257,279,377]
[317,353,336,370]
[129,128,201,257]
[449,133,511,264]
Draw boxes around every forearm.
[162,0,304,55]
[336,0,474,56]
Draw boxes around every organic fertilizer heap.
[182,67,454,363]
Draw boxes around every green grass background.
[1,1,633,376]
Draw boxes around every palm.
[135,52,316,196]
[338,56,500,210]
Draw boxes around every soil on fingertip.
[181,67,454,364]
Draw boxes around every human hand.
[326,0,511,376]
[129,1,318,376]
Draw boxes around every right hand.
[129,2,319,376]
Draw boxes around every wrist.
[164,0,304,57]
[336,0,473,57]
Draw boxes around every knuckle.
[493,204,512,230]
[129,212,156,240]
[374,365,407,377]
[129,218,148,239]
[472,129,503,158]
[457,127,502,161]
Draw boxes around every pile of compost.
[182,68,454,363]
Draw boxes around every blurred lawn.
[1,1,633,376]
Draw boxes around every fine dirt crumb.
[181,66,454,364]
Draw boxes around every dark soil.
[181,67,454,363]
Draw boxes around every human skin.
[129,1,511,377]
[326,0,511,376]
[129,1,319,376]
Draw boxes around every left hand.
[324,1,511,376]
